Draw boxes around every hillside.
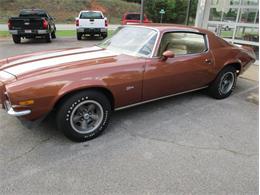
[0,0,140,24]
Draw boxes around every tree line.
[122,0,198,24]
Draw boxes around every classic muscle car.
[0,24,256,142]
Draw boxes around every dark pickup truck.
[8,9,56,43]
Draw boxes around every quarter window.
[158,32,207,56]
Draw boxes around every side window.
[158,32,207,57]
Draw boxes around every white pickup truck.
[76,10,108,40]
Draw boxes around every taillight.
[76,19,79,27]
[8,20,12,29]
[43,19,48,29]
[105,20,108,27]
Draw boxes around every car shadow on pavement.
[39,78,258,142]
[80,36,105,41]
[36,89,208,142]
[18,38,56,44]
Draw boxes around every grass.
[221,30,259,39]
[0,30,114,38]
[56,30,76,37]
[0,31,10,37]
[221,31,233,38]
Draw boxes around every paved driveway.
[0,38,258,194]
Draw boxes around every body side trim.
[115,86,208,111]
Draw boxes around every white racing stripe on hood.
[5,50,117,76]
[7,46,102,66]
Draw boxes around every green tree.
[144,0,198,25]
[145,0,176,23]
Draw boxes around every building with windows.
[195,0,259,61]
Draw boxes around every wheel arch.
[223,61,242,75]
[53,86,115,111]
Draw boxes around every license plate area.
[24,30,32,33]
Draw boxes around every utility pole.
[140,0,144,23]
[185,0,192,25]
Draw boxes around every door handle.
[204,59,212,64]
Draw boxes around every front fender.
[51,79,113,110]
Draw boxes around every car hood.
[0,46,118,78]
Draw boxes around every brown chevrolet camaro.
[0,24,256,142]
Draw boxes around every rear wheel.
[208,66,237,99]
[102,33,107,39]
[45,33,51,43]
[77,32,82,40]
[12,35,21,44]
[56,90,111,142]
[51,31,56,39]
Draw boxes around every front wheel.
[208,66,237,99]
[12,35,21,44]
[56,90,111,142]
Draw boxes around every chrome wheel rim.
[70,100,104,134]
[219,72,235,94]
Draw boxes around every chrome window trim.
[154,30,210,58]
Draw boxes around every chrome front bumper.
[3,100,31,117]
[7,106,31,117]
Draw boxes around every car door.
[142,31,215,101]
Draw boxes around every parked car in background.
[221,20,235,31]
[76,10,108,40]
[8,9,56,44]
[122,12,151,25]
[0,24,255,142]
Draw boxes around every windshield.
[99,26,158,57]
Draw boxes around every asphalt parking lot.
[0,37,258,194]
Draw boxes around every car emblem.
[24,22,30,25]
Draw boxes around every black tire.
[77,32,82,40]
[45,33,51,43]
[102,33,107,39]
[51,31,56,39]
[208,66,237,99]
[12,35,21,44]
[56,90,112,142]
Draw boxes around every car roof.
[129,23,209,34]
[80,10,102,13]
